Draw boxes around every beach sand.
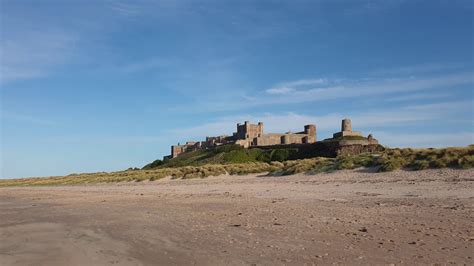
[1,168,473,265]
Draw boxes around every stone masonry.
[333,118,363,138]
[170,121,316,158]
[168,118,378,159]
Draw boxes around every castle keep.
[234,122,316,148]
[167,118,379,159]
[170,121,316,158]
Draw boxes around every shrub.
[213,144,245,154]
[142,159,164,169]
[410,160,430,170]
[458,155,474,169]
[275,157,335,175]
[270,149,290,162]
[377,156,406,172]
[429,159,447,168]
[335,157,355,170]
[256,151,272,163]
[223,150,253,163]
[334,153,378,170]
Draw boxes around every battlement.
[166,118,377,159]
[236,121,263,139]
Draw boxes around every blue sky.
[1,0,473,178]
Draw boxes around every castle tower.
[333,118,362,138]
[257,122,264,137]
[171,145,183,158]
[236,121,264,140]
[281,135,290,144]
[304,124,317,143]
[341,119,352,132]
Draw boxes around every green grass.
[143,145,271,168]
[143,144,303,169]
[1,146,472,186]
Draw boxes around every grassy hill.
[142,144,306,169]
[144,145,474,172]
[143,137,385,170]
[1,146,472,187]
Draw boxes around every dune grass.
[1,146,472,186]
[142,144,301,169]
[0,162,280,186]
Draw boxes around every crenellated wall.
[166,119,379,160]
[168,121,317,158]
[236,121,264,139]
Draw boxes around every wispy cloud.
[281,78,328,87]
[0,1,149,84]
[107,1,141,16]
[178,71,473,113]
[167,100,473,143]
[266,87,295,95]
[0,30,78,84]
[266,72,472,102]
[266,78,328,95]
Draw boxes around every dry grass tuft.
[1,146,472,186]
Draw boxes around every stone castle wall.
[238,123,316,148]
[171,145,186,158]
[236,121,263,139]
[169,121,317,157]
[166,119,378,159]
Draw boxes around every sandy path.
[1,168,473,265]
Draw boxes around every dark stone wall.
[250,141,385,158]
[336,144,385,156]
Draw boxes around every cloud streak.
[0,30,78,84]
[177,71,473,113]
[265,72,472,100]
[266,78,328,95]
[107,1,141,16]
[167,100,473,146]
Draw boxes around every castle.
[167,118,378,159]
[169,121,316,158]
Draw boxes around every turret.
[341,119,352,132]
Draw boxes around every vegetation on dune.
[273,157,335,175]
[376,146,474,171]
[1,146,472,186]
[142,144,301,169]
[274,146,474,174]
[0,162,278,186]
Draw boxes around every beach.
[1,168,473,265]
